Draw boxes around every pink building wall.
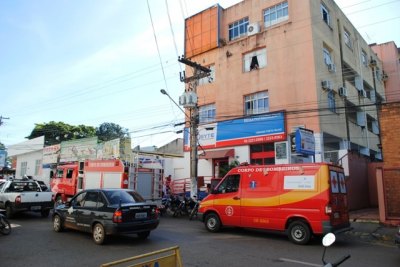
[371,42,400,103]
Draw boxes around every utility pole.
[0,116,10,127]
[178,56,210,199]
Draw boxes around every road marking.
[10,224,21,228]
[279,258,321,267]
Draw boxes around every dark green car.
[52,188,160,245]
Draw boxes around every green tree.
[0,142,5,150]
[26,121,96,145]
[219,160,240,178]
[96,122,130,142]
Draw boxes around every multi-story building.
[179,0,387,207]
[370,41,400,103]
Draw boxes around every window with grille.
[20,161,27,177]
[244,91,269,115]
[35,159,41,175]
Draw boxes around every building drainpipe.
[337,19,351,149]
[370,58,383,160]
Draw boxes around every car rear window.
[104,190,146,205]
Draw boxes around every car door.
[64,191,86,230]
[77,191,100,233]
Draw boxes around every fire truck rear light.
[325,205,332,214]
[112,210,123,223]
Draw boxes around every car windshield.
[104,190,146,205]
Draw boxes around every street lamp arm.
[160,89,189,120]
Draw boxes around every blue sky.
[1,0,399,149]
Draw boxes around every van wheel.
[205,213,221,232]
[288,221,311,245]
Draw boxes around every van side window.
[217,174,240,193]
[66,169,74,179]
[56,169,63,178]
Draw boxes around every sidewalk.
[346,208,398,246]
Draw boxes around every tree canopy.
[27,121,97,145]
[96,122,130,142]
[26,121,129,145]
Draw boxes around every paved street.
[0,212,398,267]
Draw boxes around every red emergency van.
[198,163,352,244]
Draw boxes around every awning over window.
[199,149,234,159]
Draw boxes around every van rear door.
[329,169,349,227]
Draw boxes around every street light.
[160,89,187,116]
[160,88,199,199]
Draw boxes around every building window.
[198,65,215,86]
[321,4,331,26]
[323,47,333,65]
[199,104,216,124]
[361,50,368,66]
[346,101,358,124]
[344,29,352,49]
[263,1,289,28]
[20,161,28,177]
[229,17,249,41]
[244,91,269,115]
[250,143,275,165]
[35,159,41,176]
[243,48,267,72]
[328,91,336,112]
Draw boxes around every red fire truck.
[51,159,129,203]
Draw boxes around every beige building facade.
[181,0,386,197]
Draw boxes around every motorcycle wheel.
[0,217,11,235]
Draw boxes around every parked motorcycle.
[189,196,202,220]
[322,233,351,267]
[173,195,196,217]
[0,209,11,235]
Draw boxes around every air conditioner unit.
[328,63,336,73]
[321,80,332,90]
[369,59,377,67]
[338,87,348,97]
[358,89,367,98]
[247,23,260,36]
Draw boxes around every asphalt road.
[0,212,398,267]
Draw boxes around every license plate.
[135,212,147,219]
[31,206,41,211]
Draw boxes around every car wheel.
[205,213,221,233]
[137,231,150,240]
[288,220,311,245]
[93,223,106,245]
[53,214,64,232]
[5,205,13,219]
[41,209,50,218]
